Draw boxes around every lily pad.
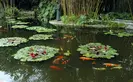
[6,19,17,24]
[29,34,53,40]
[13,45,59,62]
[15,21,29,25]
[12,25,29,29]
[77,43,119,59]
[104,30,133,37]
[0,37,28,47]
[6,18,29,25]
[26,26,57,33]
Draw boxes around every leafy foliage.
[12,25,29,29]
[107,12,132,20]
[13,45,59,62]
[0,37,28,47]
[77,43,119,59]
[26,26,57,33]
[38,1,56,23]
[61,15,78,24]
[4,7,20,17]
[104,30,133,37]
[29,34,53,40]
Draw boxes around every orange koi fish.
[103,63,120,67]
[52,58,61,64]
[50,65,63,70]
[92,61,96,65]
[56,55,64,59]
[79,57,96,61]
[61,60,69,64]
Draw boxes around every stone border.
[50,19,133,29]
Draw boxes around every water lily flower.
[43,50,47,54]
[104,46,108,50]
[30,53,36,58]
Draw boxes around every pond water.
[0,27,133,82]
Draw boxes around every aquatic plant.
[0,37,28,47]
[64,50,71,56]
[104,30,133,37]
[12,25,29,29]
[15,21,29,25]
[38,1,56,23]
[6,18,17,25]
[26,26,57,33]
[77,43,119,59]
[6,18,29,25]
[29,34,53,40]
[13,45,59,62]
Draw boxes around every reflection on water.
[0,71,12,82]
[0,28,133,82]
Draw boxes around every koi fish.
[111,66,122,70]
[61,60,69,64]
[52,58,61,64]
[92,67,106,71]
[79,57,96,61]
[92,61,96,65]
[64,35,73,39]
[56,55,64,59]
[103,63,120,67]
[50,65,63,70]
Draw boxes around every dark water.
[0,27,133,82]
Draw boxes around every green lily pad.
[13,45,59,62]
[6,18,29,25]
[77,43,119,59]
[0,37,28,47]
[26,26,57,33]
[6,19,17,24]
[15,21,29,25]
[29,34,53,40]
[12,25,29,29]
[104,30,133,37]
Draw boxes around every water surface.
[0,27,133,82]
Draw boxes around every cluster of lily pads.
[29,34,53,40]
[77,43,119,59]
[26,26,57,33]
[0,37,28,47]
[6,18,29,25]
[104,30,133,37]
[13,45,59,62]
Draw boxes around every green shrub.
[4,7,20,18]
[38,1,56,24]
[107,22,126,28]
[76,15,87,25]
[61,15,78,24]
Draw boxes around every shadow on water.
[0,27,133,82]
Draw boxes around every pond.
[0,26,133,82]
